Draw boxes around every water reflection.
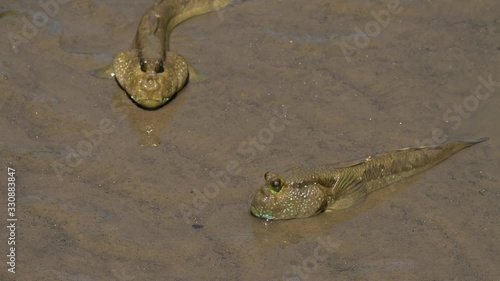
[109,87,186,146]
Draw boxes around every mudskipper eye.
[140,59,147,72]
[155,59,164,73]
[270,178,282,193]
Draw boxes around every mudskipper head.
[112,10,190,109]
[250,172,328,220]
[113,49,189,109]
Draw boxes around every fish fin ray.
[188,65,206,83]
[328,174,367,210]
[90,63,115,79]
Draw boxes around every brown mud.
[0,0,499,280]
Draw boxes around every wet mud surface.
[0,0,499,280]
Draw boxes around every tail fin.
[443,137,488,154]
[162,0,234,32]
[463,137,488,145]
[363,137,488,192]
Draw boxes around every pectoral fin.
[328,174,368,210]
[90,63,115,79]
[187,65,206,83]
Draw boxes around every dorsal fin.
[146,11,161,34]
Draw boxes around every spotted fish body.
[107,0,232,109]
[250,138,487,220]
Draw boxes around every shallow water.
[1,0,499,280]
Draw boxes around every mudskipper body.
[96,0,231,109]
[251,138,487,220]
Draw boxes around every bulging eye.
[264,172,284,193]
[155,59,164,73]
[270,178,282,193]
[140,59,147,72]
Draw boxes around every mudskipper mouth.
[250,205,275,220]
[130,96,170,109]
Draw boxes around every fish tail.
[441,137,488,154]
[137,0,234,57]
[460,137,489,146]
[157,0,233,32]
[363,137,488,192]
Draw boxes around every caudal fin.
[445,137,488,154]
[363,137,488,193]
[465,137,489,145]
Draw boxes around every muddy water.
[1,0,499,280]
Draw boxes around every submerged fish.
[95,0,232,109]
[251,138,487,220]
